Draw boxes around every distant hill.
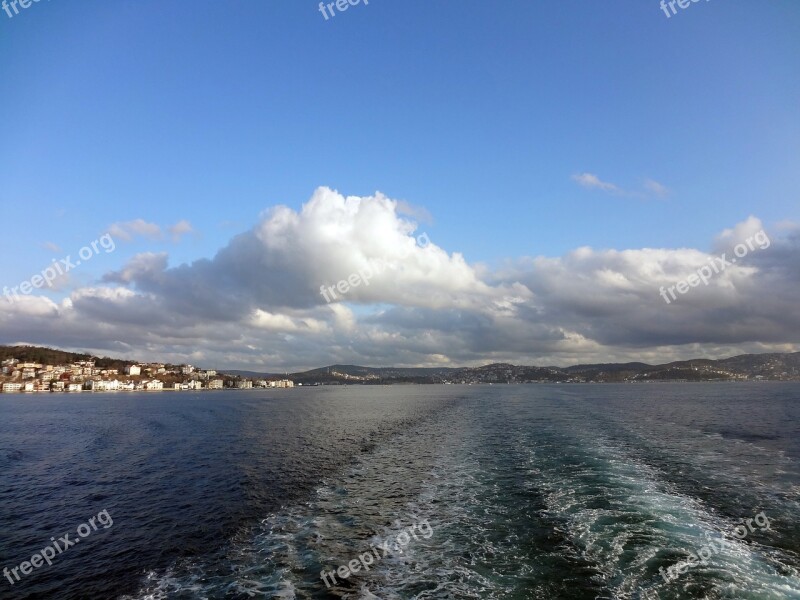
[224,369,279,379]
[284,353,800,384]
[3,345,800,384]
[565,362,653,373]
[0,345,135,371]
[286,364,460,385]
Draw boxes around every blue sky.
[0,0,798,369]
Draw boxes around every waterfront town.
[0,356,294,393]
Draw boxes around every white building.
[144,380,164,391]
[208,379,223,389]
[236,380,253,389]
[270,379,295,388]
[66,383,82,392]
[84,379,122,391]
[125,365,142,376]
[2,382,22,393]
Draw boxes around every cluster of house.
[0,358,294,393]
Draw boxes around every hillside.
[3,345,800,384]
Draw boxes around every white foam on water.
[521,427,800,599]
[119,394,800,600]
[120,414,479,599]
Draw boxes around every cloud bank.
[1,187,798,370]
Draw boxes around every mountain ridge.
[2,345,799,384]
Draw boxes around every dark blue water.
[1,384,799,599]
